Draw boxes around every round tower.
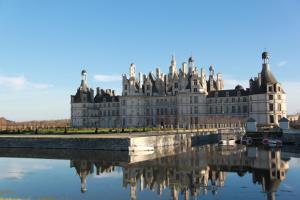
[262,51,270,64]
[81,70,87,82]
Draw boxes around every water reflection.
[69,145,289,200]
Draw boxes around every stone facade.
[71,52,287,128]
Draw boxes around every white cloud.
[94,74,121,82]
[0,75,26,90]
[283,81,300,114]
[0,158,55,180]
[0,74,53,90]
[31,83,53,89]
[277,60,288,67]
[93,170,122,179]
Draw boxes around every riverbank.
[0,130,218,151]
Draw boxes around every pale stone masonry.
[71,52,287,128]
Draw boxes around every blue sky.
[0,0,299,121]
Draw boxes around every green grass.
[0,127,163,134]
[0,126,215,135]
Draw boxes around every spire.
[169,55,177,75]
[261,51,278,86]
[129,63,136,78]
[80,69,89,92]
[171,54,176,65]
[209,65,214,77]
[81,69,87,82]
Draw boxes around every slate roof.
[247,117,256,122]
[261,64,278,86]
[72,88,93,103]
[94,94,119,103]
[279,117,289,122]
[207,87,249,98]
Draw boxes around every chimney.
[182,62,187,75]
[258,73,262,87]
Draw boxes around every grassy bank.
[0,127,170,135]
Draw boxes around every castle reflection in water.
[70,145,289,200]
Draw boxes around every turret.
[209,65,214,77]
[129,63,136,79]
[216,73,224,90]
[139,72,143,89]
[96,87,100,95]
[182,62,187,75]
[260,51,278,88]
[81,70,87,83]
[188,56,195,74]
[156,66,161,79]
[169,55,177,75]
[79,69,89,92]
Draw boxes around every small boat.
[262,138,282,147]
[241,136,253,145]
[219,139,236,145]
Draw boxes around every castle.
[71,52,287,128]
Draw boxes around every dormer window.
[268,86,273,92]
[174,82,178,88]
[146,84,150,90]
[193,80,197,85]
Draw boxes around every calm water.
[0,145,299,200]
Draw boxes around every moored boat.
[262,138,282,147]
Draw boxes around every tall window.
[193,88,197,92]
[194,106,198,114]
[232,106,236,113]
[278,95,281,100]
[269,115,274,123]
[243,105,248,113]
[269,95,273,100]
[193,79,197,85]
[269,103,274,111]
[278,103,282,111]
[194,96,198,103]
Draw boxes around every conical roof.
[261,64,278,85]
